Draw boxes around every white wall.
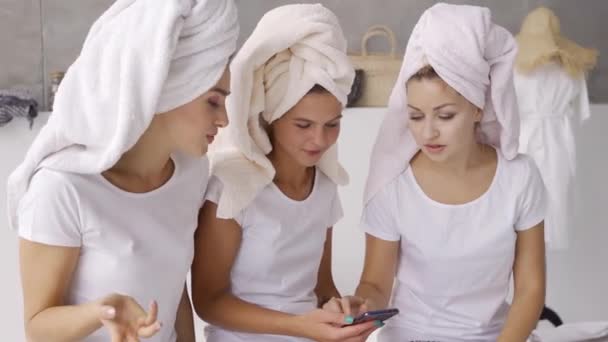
[2,106,607,341]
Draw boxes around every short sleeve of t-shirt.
[203,175,245,226]
[204,175,222,205]
[360,180,401,242]
[17,169,82,247]
[515,156,547,231]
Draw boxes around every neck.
[268,148,313,188]
[106,118,173,182]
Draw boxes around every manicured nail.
[374,320,384,327]
[344,315,354,324]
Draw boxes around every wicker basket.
[349,25,402,107]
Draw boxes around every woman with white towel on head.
[326,3,547,342]
[7,0,238,341]
[191,4,378,342]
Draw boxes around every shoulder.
[28,168,81,198]
[500,153,540,178]
[497,153,545,201]
[365,171,406,210]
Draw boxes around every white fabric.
[529,321,608,342]
[203,169,343,342]
[17,153,208,342]
[7,0,238,230]
[210,3,354,219]
[362,153,546,341]
[363,2,520,205]
[514,62,591,250]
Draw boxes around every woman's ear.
[474,106,483,123]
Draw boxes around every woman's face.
[269,91,342,168]
[161,67,231,157]
[406,76,481,163]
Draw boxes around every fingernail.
[102,306,116,318]
[155,322,162,329]
[344,315,354,324]
[374,320,384,327]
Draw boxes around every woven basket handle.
[361,25,397,57]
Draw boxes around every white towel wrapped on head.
[7,0,238,230]
[363,2,520,205]
[210,3,354,219]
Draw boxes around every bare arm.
[20,239,103,342]
[20,239,161,342]
[498,223,546,342]
[354,234,400,311]
[174,284,195,342]
[191,201,376,341]
[315,228,341,307]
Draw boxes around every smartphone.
[351,308,399,325]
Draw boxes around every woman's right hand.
[322,296,376,318]
[292,308,380,342]
[96,293,162,342]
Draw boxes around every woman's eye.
[438,113,456,120]
[408,112,423,121]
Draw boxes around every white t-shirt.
[17,153,209,342]
[204,168,343,342]
[362,153,546,342]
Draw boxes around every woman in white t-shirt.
[9,1,238,341]
[327,4,547,342]
[190,4,378,342]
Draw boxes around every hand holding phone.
[351,308,399,325]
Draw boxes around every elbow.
[191,291,208,321]
[192,287,225,322]
[24,319,44,342]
